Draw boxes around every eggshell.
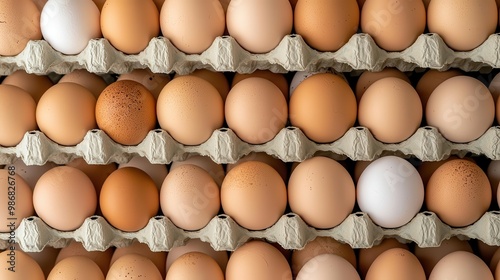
[48,256,105,280]
[96,80,156,146]
[416,69,463,109]
[40,0,101,55]
[2,70,53,103]
[428,0,497,51]
[0,250,44,280]
[225,77,287,144]
[0,0,42,56]
[294,0,359,52]
[166,238,228,273]
[426,159,491,227]
[288,156,355,229]
[0,170,34,232]
[110,241,167,278]
[36,82,97,146]
[357,156,424,228]
[118,156,168,190]
[355,68,410,101]
[166,252,224,280]
[107,253,162,280]
[358,238,409,278]
[417,156,461,186]
[226,152,286,183]
[170,155,225,187]
[291,237,356,277]
[33,166,97,231]
[56,240,113,275]
[296,254,360,280]
[157,75,224,145]
[100,0,160,54]
[160,164,220,231]
[59,70,107,98]
[429,251,493,280]
[232,70,289,100]
[118,69,170,100]
[174,69,229,102]
[414,236,473,277]
[366,248,425,280]
[160,0,225,54]
[226,0,293,53]
[0,85,37,146]
[359,77,422,143]
[221,161,287,230]
[100,167,159,232]
[226,241,292,280]
[290,73,357,143]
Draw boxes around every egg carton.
[1,210,499,253]
[1,125,499,166]
[1,33,499,76]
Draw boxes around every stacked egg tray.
[2,34,500,253]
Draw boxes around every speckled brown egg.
[426,159,491,227]
[96,80,156,146]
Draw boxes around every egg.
[160,0,225,54]
[478,241,499,265]
[357,156,424,228]
[226,152,286,182]
[157,75,224,145]
[226,241,292,280]
[2,70,53,103]
[92,0,105,10]
[111,241,167,278]
[226,0,293,53]
[100,167,159,232]
[96,80,157,146]
[358,238,409,278]
[355,68,410,101]
[56,240,114,275]
[166,252,224,280]
[118,156,168,190]
[48,256,105,280]
[426,76,495,143]
[366,248,425,280]
[416,69,463,109]
[361,0,426,51]
[118,69,171,100]
[232,70,289,100]
[296,254,360,280]
[490,246,500,272]
[100,0,160,54]
[0,0,42,56]
[33,166,97,231]
[59,70,108,98]
[358,77,422,143]
[107,253,162,280]
[174,69,229,102]
[429,251,493,280]
[294,0,359,52]
[290,73,357,143]
[0,250,44,280]
[0,170,34,232]
[166,238,228,273]
[0,85,37,147]
[37,82,97,146]
[160,164,220,231]
[291,237,356,277]
[221,161,287,230]
[426,159,491,227]
[417,156,463,186]
[40,0,101,55]
[428,0,498,51]
[170,155,225,187]
[288,156,355,229]
[225,77,288,144]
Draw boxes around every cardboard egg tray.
[1,34,500,252]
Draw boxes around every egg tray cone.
[1,210,499,252]
[0,33,499,75]
[1,125,499,166]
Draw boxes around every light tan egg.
[110,241,167,278]
[2,70,53,103]
[48,256,104,280]
[166,252,224,280]
[226,152,286,182]
[416,69,462,109]
[0,250,44,279]
[429,251,493,280]
[170,155,224,187]
[58,70,107,98]
[232,70,289,100]
[355,68,410,101]
[56,241,114,275]
[118,69,170,100]
[166,238,228,273]
[358,238,409,279]
[107,253,162,280]
[174,70,229,102]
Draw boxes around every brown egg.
[226,152,287,183]
[153,0,164,11]
[291,236,356,277]
[111,241,167,278]
[366,248,425,280]
[175,69,229,102]
[0,0,42,56]
[118,156,168,190]
[490,246,500,272]
[426,159,491,227]
[157,75,224,145]
[118,69,170,100]
[0,250,44,280]
[358,238,409,279]
[59,70,108,98]
[0,170,34,232]
[166,238,228,273]
[56,241,114,275]
[294,0,359,52]
[415,69,462,109]
[488,160,500,202]
[0,85,37,146]
[221,161,287,230]
[33,0,48,11]
[92,0,106,10]
[290,73,357,143]
[37,83,97,146]
[418,156,460,186]
[414,237,473,277]
[355,68,410,101]
[478,240,499,265]
[170,155,225,187]
[96,80,156,146]
[101,0,160,54]
[232,70,289,100]
[167,252,224,280]
[2,70,53,103]
[48,256,105,280]
[100,167,159,232]
[107,253,162,280]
